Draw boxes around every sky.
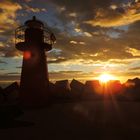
[1,0,140,85]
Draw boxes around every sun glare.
[98,73,116,83]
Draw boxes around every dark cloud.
[0,75,20,81]
[0,68,5,70]
[55,71,83,74]
[0,60,7,64]
[36,0,140,63]
[16,66,22,69]
[1,0,140,66]
[49,70,96,80]
[6,72,20,75]
[47,29,139,64]
[119,20,140,51]
[47,0,140,28]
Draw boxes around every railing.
[15,26,56,45]
[15,26,26,45]
[44,27,56,45]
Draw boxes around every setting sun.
[98,73,116,83]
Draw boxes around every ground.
[0,100,140,140]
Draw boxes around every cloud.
[0,68,5,71]
[16,66,22,69]
[49,29,137,64]
[70,41,78,44]
[129,67,140,70]
[0,44,22,57]
[48,57,67,64]
[24,0,32,2]
[118,20,140,51]
[123,71,140,77]
[84,32,92,37]
[39,0,139,65]
[49,70,96,81]
[0,60,7,64]
[1,0,140,80]
[0,70,93,82]
[6,72,20,75]
[50,0,140,28]
[0,0,22,57]
[23,4,47,13]
[44,0,140,64]
[126,47,140,57]
[0,1,21,31]
[69,12,77,17]
[0,75,20,82]
[85,1,140,27]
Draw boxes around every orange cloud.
[0,1,21,31]
[85,2,140,27]
[24,5,47,13]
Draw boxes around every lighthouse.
[15,16,56,106]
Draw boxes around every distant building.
[4,82,19,102]
[54,80,70,98]
[125,78,140,100]
[0,87,4,103]
[107,80,122,94]
[126,78,140,88]
[84,80,101,93]
[83,80,102,99]
[70,79,84,98]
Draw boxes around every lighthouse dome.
[25,16,44,29]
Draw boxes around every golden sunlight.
[98,73,116,83]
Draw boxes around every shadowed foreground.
[0,101,140,140]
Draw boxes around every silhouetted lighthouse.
[15,16,56,106]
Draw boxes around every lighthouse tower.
[15,16,56,106]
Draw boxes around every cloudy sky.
[1,0,140,85]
